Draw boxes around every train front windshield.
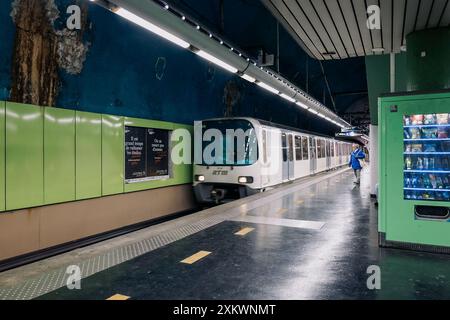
[201,120,258,166]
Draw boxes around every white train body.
[193,118,353,204]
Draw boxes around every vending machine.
[379,91,450,252]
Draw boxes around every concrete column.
[370,125,378,197]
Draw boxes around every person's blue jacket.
[349,148,366,170]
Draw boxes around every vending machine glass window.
[403,113,450,202]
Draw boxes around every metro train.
[193,117,354,204]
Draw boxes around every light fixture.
[257,82,279,95]
[114,8,190,49]
[195,50,238,73]
[295,101,309,110]
[238,176,254,184]
[280,93,296,103]
[241,74,256,83]
[372,47,385,53]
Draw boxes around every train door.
[288,134,295,180]
[281,133,289,182]
[309,137,317,174]
[326,140,331,170]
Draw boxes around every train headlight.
[195,175,205,182]
[238,176,254,184]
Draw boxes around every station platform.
[1,168,450,300]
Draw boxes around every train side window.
[302,136,309,160]
[319,140,324,158]
[262,129,267,164]
[295,136,302,160]
[288,135,294,162]
[282,134,288,162]
[316,140,321,159]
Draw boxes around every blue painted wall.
[0,0,343,136]
[0,0,15,100]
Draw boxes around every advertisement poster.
[125,126,170,184]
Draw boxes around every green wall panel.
[3,102,191,210]
[0,102,4,211]
[102,115,124,196]
[76,111,102,200]
[44,108,76,205]
[6,102,44,210]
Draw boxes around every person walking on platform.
[349,144,366,185]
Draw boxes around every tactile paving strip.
[0,168,350,300]
[0,212,233,300]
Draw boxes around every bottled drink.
[424,157,429,170]
[442,157,449,170]
[429,157,435,170]
[405,157,413,170]
[416,157,424,170]
[436,176,444,189]
[430,174,437,189]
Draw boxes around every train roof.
[199,117,348,142]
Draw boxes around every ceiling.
[262,0,450,60]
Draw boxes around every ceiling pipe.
[101,0,350,128]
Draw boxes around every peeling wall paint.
[9,0,90,106]
[10,0,60,106]
[56,29,90,75]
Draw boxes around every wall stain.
[223,80,241,117]
[9,0,89,106]
[206,65,215,82]
[155,57,166,81]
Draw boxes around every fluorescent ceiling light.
[295,101,309,110]
[372,47,385,53]
[196,50,238,73]
[241,74,256,83]
[257,82,279,95]
[114,8,190,49]
[280,93,296,103]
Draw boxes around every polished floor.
[5,168,450,300]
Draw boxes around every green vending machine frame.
[379,91,450,253]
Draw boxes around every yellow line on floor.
[181,251,212,265]
[235,227,255,236]
[106,294,130,300]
